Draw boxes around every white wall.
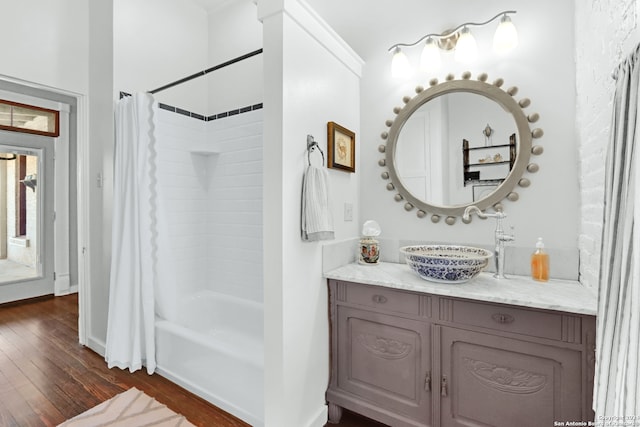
[575,1,640,289]
[0,0,109,348]
[0,1,89,94]
[88,0,114,351]
[114,0,209,113]
[260,0,362,425]
[207,0,263,115]
[359,0,579,275]
[114,0,263,117]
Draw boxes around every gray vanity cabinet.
[327,279,596,427]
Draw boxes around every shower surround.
[153,106,264,426]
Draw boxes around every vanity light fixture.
[389,11,518,78]
[391,47,412,78]
[493,14,519,54]
[419,38,441,73]
[454,26,478,64]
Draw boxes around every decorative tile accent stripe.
[119,91,261,121]
[207,103,263,121]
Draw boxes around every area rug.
[58,387,196,426]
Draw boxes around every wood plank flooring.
[0,294,386,427]
[0,294,248,427]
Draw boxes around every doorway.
[0,78,84,343]
[0,134,54,303]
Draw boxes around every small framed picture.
[327,121,355,173]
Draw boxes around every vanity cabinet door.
[336,306,432,426]
[438,326,582,427]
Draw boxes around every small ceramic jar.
[359,236,380,265]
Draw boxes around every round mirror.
[378,73,543,225]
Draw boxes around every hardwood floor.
[0,294,387,427]
[0,294,248,427]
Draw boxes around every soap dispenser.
[531,237,549,282]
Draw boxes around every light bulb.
[493,14,518,54]
[454,27,477,63]
[419,37,441,73]
[391,47,412,78]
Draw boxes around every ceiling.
[186,0,426,59]
[188,0,515,61]
[189,0,234,13]
[303,1,515,61]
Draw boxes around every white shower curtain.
[105,93,158,374]
[594,44,640,417]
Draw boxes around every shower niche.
[190,149,220,190]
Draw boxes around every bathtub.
[155,290,264,426]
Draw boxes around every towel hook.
[307,135,325,166]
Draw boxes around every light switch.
[344,202,353,221]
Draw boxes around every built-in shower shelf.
[190,148,220,156]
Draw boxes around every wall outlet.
[344,202,353,222]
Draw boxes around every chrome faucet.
[463,206,515,279]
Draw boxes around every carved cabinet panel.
[438,326,582,427]
[336,307,432,426]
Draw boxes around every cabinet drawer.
[445,299,567,341]
[344,283,423,316]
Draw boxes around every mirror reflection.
[395,92,517,207]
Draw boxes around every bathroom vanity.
[325,262,597,427]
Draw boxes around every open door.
[0,131,54,303]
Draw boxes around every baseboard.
[87,336,106,357]
[54,273,71,295]
[305,404,328,427]
[54,285,78,297]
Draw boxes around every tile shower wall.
[154,108,208,309]
[150,100,263,317]
[205,109,263,303]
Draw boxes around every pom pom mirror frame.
[378,72,544,226]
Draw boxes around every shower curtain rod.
[148,48,263,95]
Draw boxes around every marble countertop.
[325,262,598,316]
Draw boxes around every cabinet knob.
[492,313,515,324]
[372,295,388,304]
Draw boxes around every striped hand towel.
[301,164,335,241]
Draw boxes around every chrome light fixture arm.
[387,10,517,52]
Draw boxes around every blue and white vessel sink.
[399,245,492,284]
